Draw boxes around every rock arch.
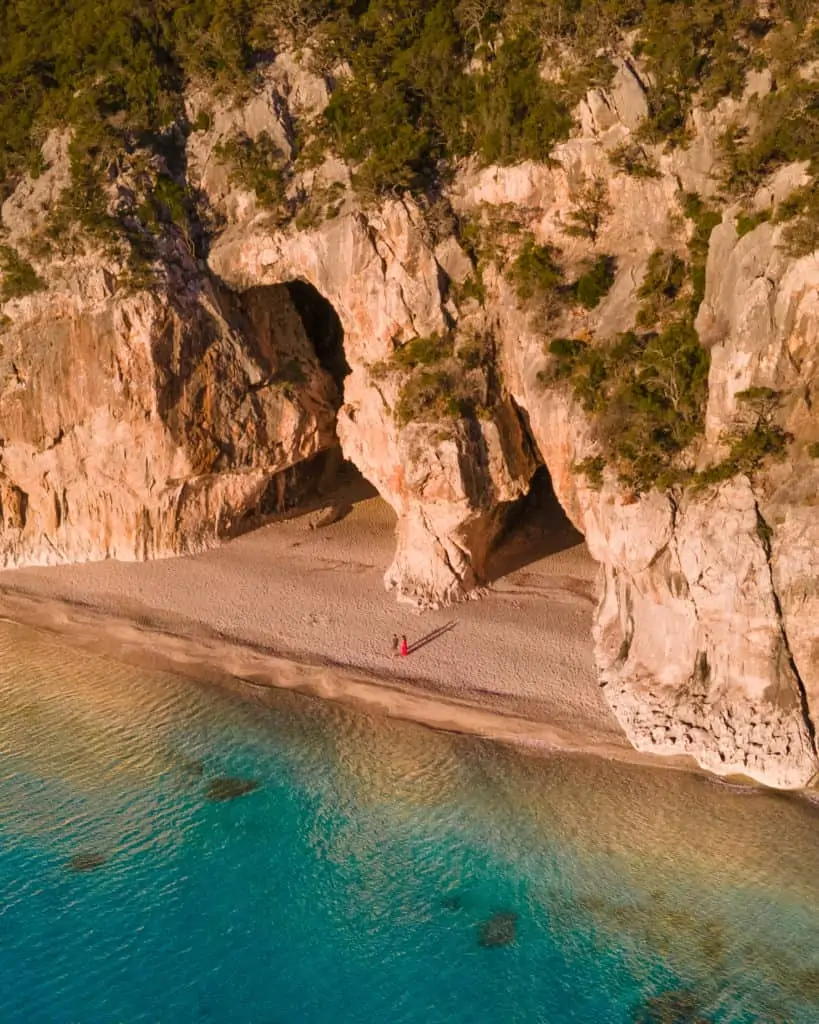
[208,207,543,606]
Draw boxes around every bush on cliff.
[373,329,500,427]
[635,249,687,327]
[0,245,45,301]
[215,131,289,213]
[547,322,710,493]
[695,387,792,486]
[572,255,617,309]
[773,181,819,259]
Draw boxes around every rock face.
[1,53,817,786]
[0,206,340,563]
[207,204,535,605]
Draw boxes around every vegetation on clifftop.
[1,0,816,203]
[0,245,45,300]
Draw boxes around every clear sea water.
[2,624,819,1023]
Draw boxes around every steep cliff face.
[0,140,340,564]
[188,61,536,605]
[453,77,819,787]
[1,41,817,787]
[188,53,817,786]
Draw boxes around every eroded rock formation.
[0,155,340,563]
[1,50,817,787]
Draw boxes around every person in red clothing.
[400,635,408,657]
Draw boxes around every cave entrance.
[240,279,377,527]
[484,466,586,583]
[285,280,351,397]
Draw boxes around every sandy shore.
[0,483,700,773]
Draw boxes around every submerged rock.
[67,852,108,873]
[205,777,260,802]
[177,755,205,777]
[632,989,708,1024]
[477,911,517,948]
[441,894,464,912]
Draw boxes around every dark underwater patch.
[478,910,517,948]
[632,988,709,1023]
[178,755,205,777]
[205,777,259,802]
[67,852,108,873]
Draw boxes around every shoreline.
[0,580,706,781]
[0,490,758,788]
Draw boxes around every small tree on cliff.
[563,177,613,245]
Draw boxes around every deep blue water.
[2,625,819,1023]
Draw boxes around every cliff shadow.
[254,454,378,528]
[484,466,585,584]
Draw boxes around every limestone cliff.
[0,134,340,564]
[1,42,817,787]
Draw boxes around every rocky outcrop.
[445,74,819,786]
[0,164,340,563]
[1,51,817,786]
[207,201,535,604]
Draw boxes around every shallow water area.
[1,622,818,1023]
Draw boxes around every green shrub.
[45,126,124,253]
[215,131,288,211]
[696,424,790,486]
[636,249,687,327]
[609,141,660,179]
[509,239,562,302]
[386,326,499,427]
[808,442,819,459]
[137,174,192,237]
[192,110,213,132]
[563,178,612,244]
[573,455,605,489]
[470,32,573,165]
[395,368,463,426]
[452,273,487,307]
[683,193,722,311]
[695,387,791,484]
[572,255,616,309]
[773,182,819,258]
[725,78,819,190]
[636,0,764,146]
[393,333,455,369]
[0,246,45,301]
[736,209,770,238]
[457,332,493,370]
[320,7,574,197]
[546,321,710,493]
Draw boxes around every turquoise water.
[2,626,819,1023]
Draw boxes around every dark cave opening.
[285,279,351,396]
[235,279,374,529]
[485,466,585,583]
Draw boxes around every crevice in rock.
[755,499,817,753]
[508,396,542,470]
